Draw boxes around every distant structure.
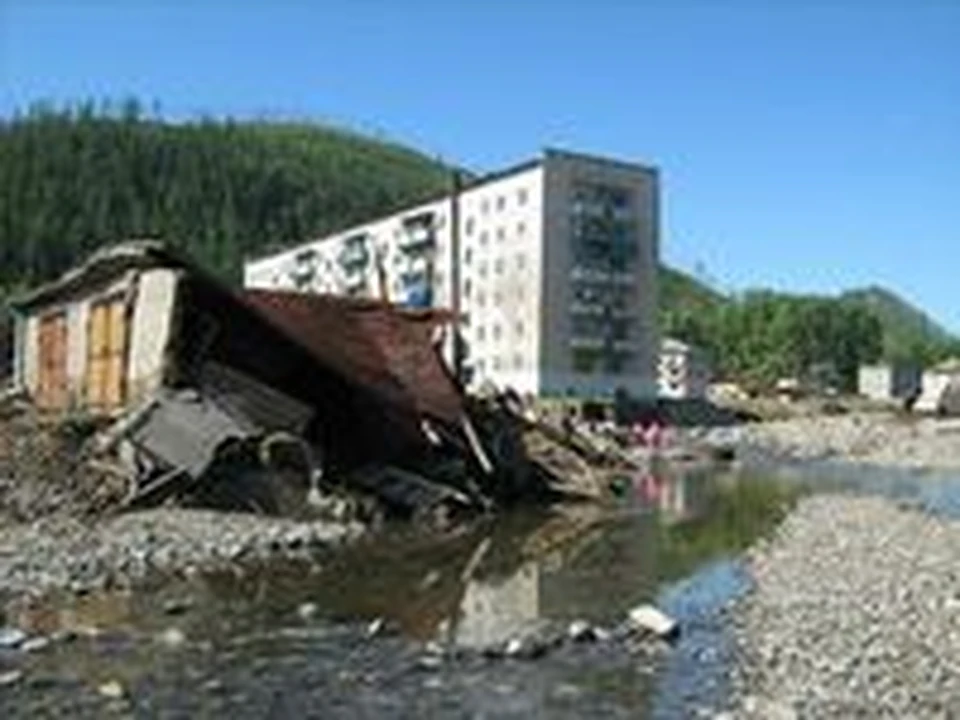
[858,363,922,404]
[657,337,711,400]
[244,148,660,400]
[915,359,960,416]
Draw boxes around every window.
[492,356,502,371]
[515,320,524,337]
[493,291,503,306]
[492,324,502,341]
[465,217,475,236]
[496,227,505,242]
[513,353,523,370]
[516,253,526,270]
[476,325,486,342]
[481,199,490,214]
[496,196,506,211]
[463,279,472,298]
[475,359,485,374]
[518,188,528,205]
[480,231,489,247]
[517,221,526,236]
[478,261,488,278]
[494,258,504,275]
[464,247,473,265]
[476,290,486,307]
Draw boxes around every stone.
[297,602,319,621]
[163,598,192,615]
[366,617,385,638]
[98,680,125,699]
[567,620,596,642]
[157,627,187,648]
[0,670,23,687]
[417,654,443,671]
[20,636,51,653]
[627,604,679,640]
[504,638,524,658]
[0,627,26,649]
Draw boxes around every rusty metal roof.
[242,290,464,426]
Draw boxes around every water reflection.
[7,466,795,652]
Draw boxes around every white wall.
[127,268,180,404]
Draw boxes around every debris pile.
[0,241,642,528]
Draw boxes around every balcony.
[397,225,436,253]
[339,243,370,270]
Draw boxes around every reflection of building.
[245,148,660,399]
[658,338,711,399]
[453,562,540,648]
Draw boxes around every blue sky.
[2,1,958,329]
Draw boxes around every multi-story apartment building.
[243,148,660,399]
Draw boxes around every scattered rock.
[162,598,192,615]
[0,669,23,687]
[20,636,51,653]
[567,620,596,643]
[417,654,443,671]
[366,617,385,638]
[157,627,187,649]
[627,604,679,640]
[296,602,319,621]
[0,627,26,649]
[97,679,125,699]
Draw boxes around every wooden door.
[37,312,68,411]
[86,296,128,412]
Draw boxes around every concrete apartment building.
[244,148,660,399]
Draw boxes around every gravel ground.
[727,494,960,718]
[700,413,960,470]
[0,510,362,599]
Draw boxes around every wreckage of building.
[4,241,620,519]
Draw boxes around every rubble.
[1,241,640,535]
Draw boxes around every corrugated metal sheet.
[242,290,463,426]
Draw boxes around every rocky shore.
[726,494,960,718]
[0,509,362,599]
[708,412,960,470]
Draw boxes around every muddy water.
[9,461,957,718]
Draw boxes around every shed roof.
[241,290,464,426]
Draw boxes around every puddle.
[6,460,960,717]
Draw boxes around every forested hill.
[0,103,453,291]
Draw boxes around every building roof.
[11,239,188,311]
[244,146,660,264]
[241,290,464,426]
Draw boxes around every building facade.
[244,148,660,399]
[857,363,921,403]
[658,337,711,400]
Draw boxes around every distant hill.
[0,102,452,289]
[659,266,725,314]
[841,286,959,363]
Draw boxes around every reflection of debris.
[3,241,634,525]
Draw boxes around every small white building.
[658,337,711,400]
[857,363,921,403]
[915,359,960,416]
[244,148,661,400]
